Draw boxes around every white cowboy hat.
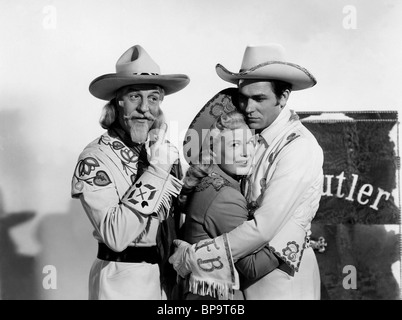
[183,87,239,165]
[216,43,317,90]
[89,45,190,100]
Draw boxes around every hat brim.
[216,61,316,91]
[183,87,239,165]
[89,73,190,100]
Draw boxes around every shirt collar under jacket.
[258,105,292,147]
[211,164,241,192]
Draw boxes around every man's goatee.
[130,122,150,144]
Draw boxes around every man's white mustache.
[123,111,156,121]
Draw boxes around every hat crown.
[89,44,190,100]
[240,44,287,71]
[215,43,316,91]
[116,45,161,76]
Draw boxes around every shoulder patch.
[72,156,112,194]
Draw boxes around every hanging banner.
[300,111,399,224]
[299,111,400,300]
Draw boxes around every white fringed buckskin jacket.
[229,106,324,300]
[71,127,182,300]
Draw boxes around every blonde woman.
[176,91,291,300]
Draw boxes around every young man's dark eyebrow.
[239,92,268,99]
[251,93,268,99]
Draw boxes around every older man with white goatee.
[71,45,189,300]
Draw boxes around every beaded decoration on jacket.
[195,173,232,192]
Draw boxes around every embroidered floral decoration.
[74,157,112,187]
[209,96,236,119]
[93,170,112,186]
[78,157,99,176]
[268,133,301,165]
[282,241,300,263]
[195,174,231,192]
[98,135,139,180]
[287,132,297,141]
[120,149,136,163]
[112,141,125,150]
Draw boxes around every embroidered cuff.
[268,219,308,276]
[121,164,183,218]
[188,234,240,300]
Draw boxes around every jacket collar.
[211,164,241,192]
[109,123,144,149]
[258,105,292,146]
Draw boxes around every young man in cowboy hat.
[71,45,189,300]
[170,43,324,300]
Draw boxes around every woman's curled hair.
[181,110,248,195]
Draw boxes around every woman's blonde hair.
[182,110,248,193]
